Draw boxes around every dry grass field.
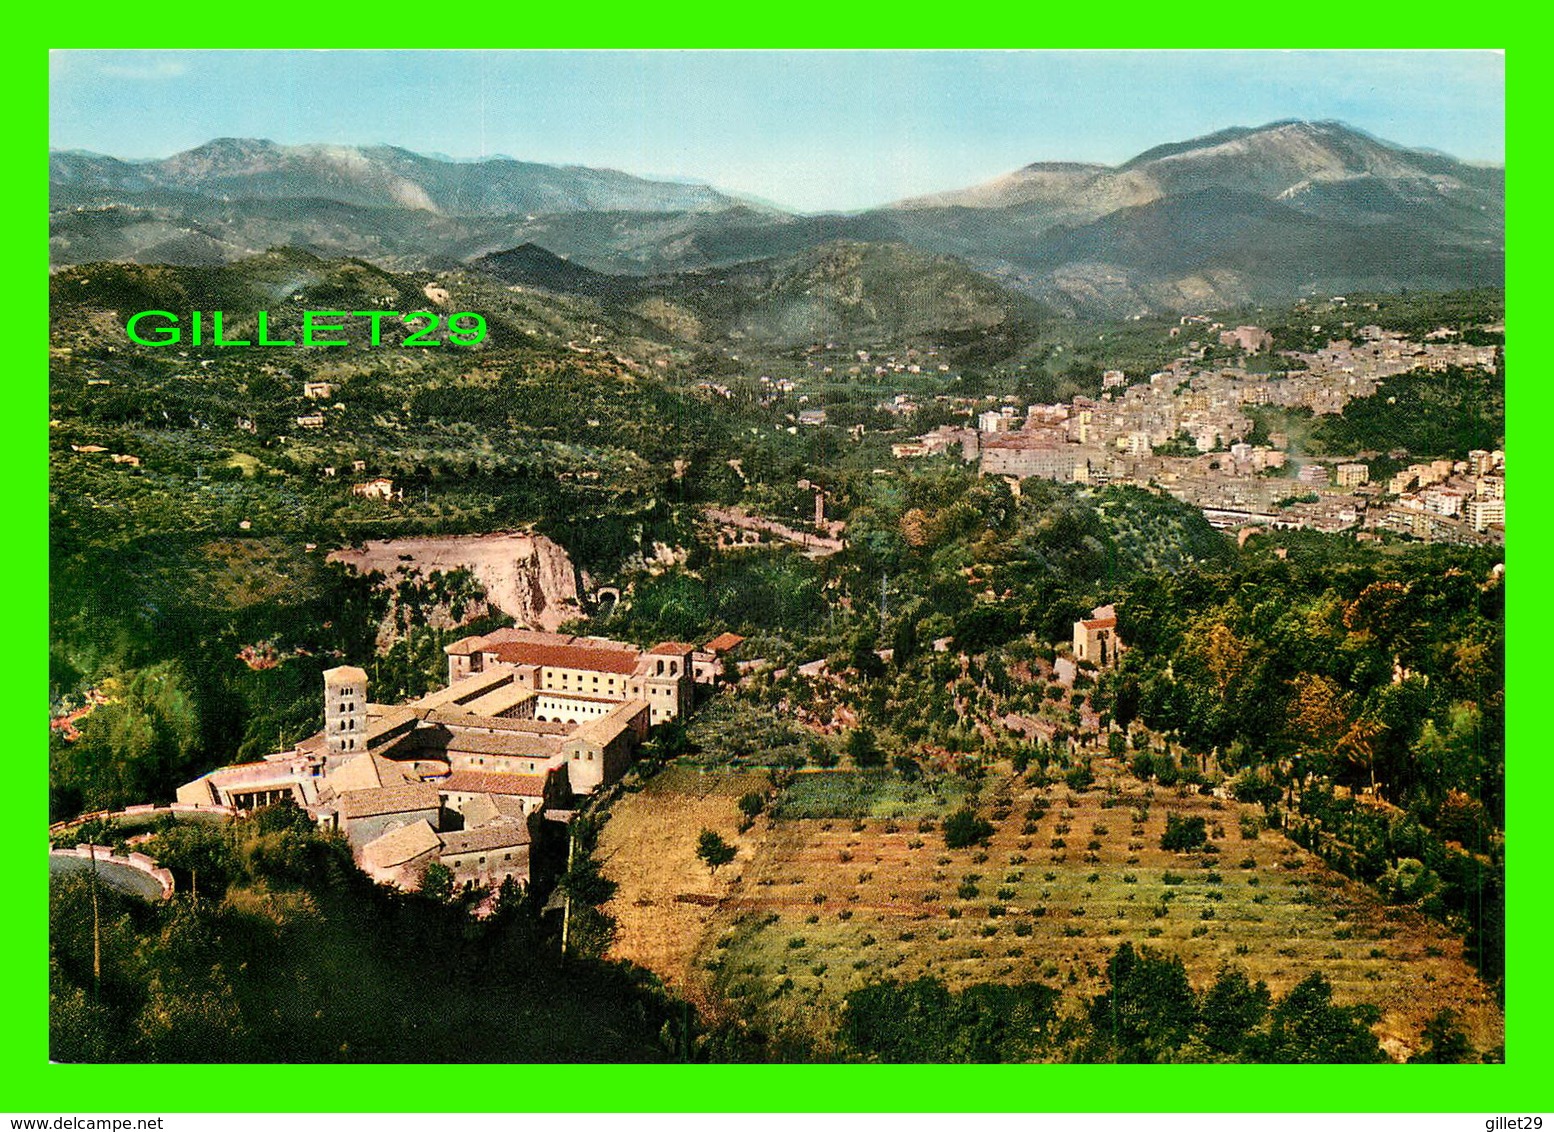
[597,760,1504,1061]
[596,764,771,1009]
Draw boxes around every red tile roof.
[487,641,641,674]
[444,627,535,656]
[648,642,696,656]
[422,709,572,735]
[703,632,746,654]
[439,771,552,797]
[438,821,531,855]
[338,784,440,820]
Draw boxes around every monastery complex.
[174,628,744,896]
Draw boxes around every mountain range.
[51,121,1503,317]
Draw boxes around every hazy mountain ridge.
[469,238,1045,347]
[51,138,737,216]
[52,121,1503,315]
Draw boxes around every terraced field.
[599,760,1504,1061]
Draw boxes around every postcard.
[43,49,1506,1083]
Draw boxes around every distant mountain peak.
[52,138,738,219]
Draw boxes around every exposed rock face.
[329,531,581,631]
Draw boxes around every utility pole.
[88,841,101,999]
[559,820,576,963]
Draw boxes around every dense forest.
[50,804,690,1062]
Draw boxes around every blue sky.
[49,50,1504,213]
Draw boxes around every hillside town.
[891,321,1504,545]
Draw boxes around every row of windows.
[446,854,521,868]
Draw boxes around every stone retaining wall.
[49,844,174,900]
[49,802,236,836]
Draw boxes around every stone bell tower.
[323,665,369,760]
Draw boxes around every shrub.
[943,807,994,849]
[1065,763,1095,791]
[1161,814,1208,852]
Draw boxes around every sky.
[49,50,1505,214]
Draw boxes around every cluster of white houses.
[176,628,744,895]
